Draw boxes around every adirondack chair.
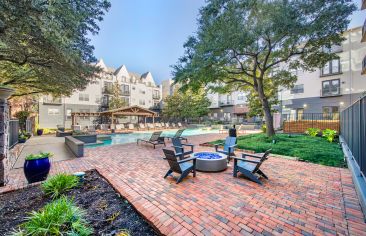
[137,131,165,148]
[163,148,196,184]
[172,137,194,160]
[233,149,271,185]
[214,136,237,162]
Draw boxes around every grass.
[42,173,79,199]
[211,133,345,167]
[12,196,93,236]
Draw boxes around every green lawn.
[210,133,345,167]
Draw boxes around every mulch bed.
[0,170,158,235]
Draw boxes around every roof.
[129,72,141,79]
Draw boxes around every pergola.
[71,105,159,126]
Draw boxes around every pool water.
[86,128,219,148]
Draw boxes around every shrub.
[322,129,337,143]
[261,124,266,133]
[42,174,79,199]
[14,111,30,131]
[12,196,93,236]
[25,152,53,161]
[305,128,321,137]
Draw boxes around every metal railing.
[282,113,340,133]
[219,100,234,106]
[121,91,130,96]
[341,96,366,178]
[9,120,19,148]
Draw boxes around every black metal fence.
[8,119,19,148]
[341,96,366,178]
[282,113,340,133]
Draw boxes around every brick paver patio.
[1,134,366,235]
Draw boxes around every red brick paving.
[1,134,365,236]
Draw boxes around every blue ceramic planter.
[24,157,51,183]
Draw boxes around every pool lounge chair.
[137,131,165,149]
[172,137,194,160]
[171,123,176,128]
[139,123,147,131]
[214,136,237,162]
[147,123,155,130]
[128,124,135,131]
[115,124,125,132]
[167,129,187,142]
[233,149,271,185]
[160,123,166,129]
[155,123,161,129]
[163,148,196,184]
[165,123,171,129]
[177,122,183,128]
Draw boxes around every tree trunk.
[255,79,276,137]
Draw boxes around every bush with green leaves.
[261,124,266,133]
[12,196,93,236]
[322,129,337,143]
[42,174,79,199]
[305,128,321,137]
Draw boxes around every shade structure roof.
[71,105,158,117]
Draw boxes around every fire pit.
[192,152,227,172]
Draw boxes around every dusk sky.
[90,0,365,84]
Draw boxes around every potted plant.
[25,132,32,139]
[18,133,27,143]
[37,128,44,136]
[24,152,52,183]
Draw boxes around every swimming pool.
[86,128,219,148]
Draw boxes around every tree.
[163,89,211,121]
[172,0,355,137]
[0,0,111,97]
[109,81,128,109]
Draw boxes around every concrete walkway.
[13,136,76,169]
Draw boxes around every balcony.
[320,88,342,98]
[43,96,62,105]
[219,100,234,106]
[362,56,366,75]
[103,87,113,94]
[362,19,366,43]
[121,91,130,96]
[152,94,161,100]
[362,0,366,10]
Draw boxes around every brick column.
[0,87,14,186]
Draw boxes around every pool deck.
[2,133,366,235]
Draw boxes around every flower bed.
[0,170,157,235]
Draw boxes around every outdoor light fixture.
[303,104,307,108]
[340,102,344,106]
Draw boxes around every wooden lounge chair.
[137,131,165,148]
[172,137,194,160]
[214,136,237,162]
[233,149,271,185]
[163,148,196,184]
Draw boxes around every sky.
[90,0,365,84]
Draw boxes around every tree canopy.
[0,0,111,96]
[109,81,128,109]
[172,0,356,136]
[162,89,211,121]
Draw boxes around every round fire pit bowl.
[192,152,227,172]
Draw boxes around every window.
[79,93,89,101]
[66,109,72,120]
[48,108,60,115]
[140,89,145,94]
[296,108,304,120]
[120,84,130,95]
[322,79,340,97]
[139,99,145,105]
[322,106,339,119]
[290,84,304,94]
[321,59,341,76]
[95,95,101,103]
[237,93,246,100]
[122,97,129,105]
[103,82,113,94]
[153,90,160,99]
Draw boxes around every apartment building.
[39,59,162,128]
[278,26,366,117]
[362,0,366,75]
